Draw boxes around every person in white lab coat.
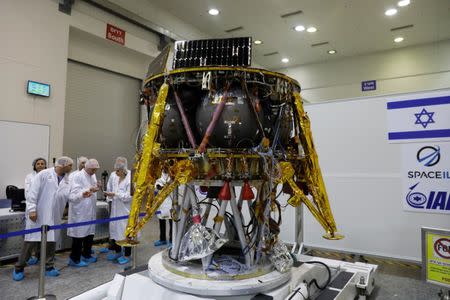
[153,169,173,247]
[24,158,47,199]
[98,156,127,254]
[104,158,132,264]
[71,156,88,179]
[23,157,47,266]
[67,158,100,267]
[13,156,73,281]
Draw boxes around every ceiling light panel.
[385,8,397,16]
[208,8,219,15]
[398,0,410,7]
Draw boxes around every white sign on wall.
[387,95,450,143]
[402,142,450,214]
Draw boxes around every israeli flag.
[387,95,450,143]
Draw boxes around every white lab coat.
[106,171,118,203]
[70,169,96,183]
[156,172,172,220]
[70,169,80,181]
[107,171,132,241]
[24,171,37,200]
[24,168,70,242]
[68,169,97,238]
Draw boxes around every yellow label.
[426,232,450,286]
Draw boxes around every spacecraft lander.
[110,37,378,300]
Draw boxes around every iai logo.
[405,182,450,211]
[417,146,441,167]
[406,182,427,208]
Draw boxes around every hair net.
[32,157,47,171]
[114,161,127,171]
[55,156,74,167]
[114,156,128,170]
[85,158,100,169]
[77,156,88,168]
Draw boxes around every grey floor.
[0,218,444,300]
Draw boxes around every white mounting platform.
[148,251,291,296]
[69,254,378,300]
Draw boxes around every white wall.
[0,0,70,162]
[279,40,450,103]
[278,40,450,260]
[301,89,450,262]
[0,0,186,192]
[68,27,152,79]
[68,0,159,78]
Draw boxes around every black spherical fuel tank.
[195,83,264,148]
[160,95,188,148]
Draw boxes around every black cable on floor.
[287,285,307,300]
[305,260,332,291]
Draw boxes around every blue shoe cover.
[13,270,24,281]
[117,256,130,265]
[107,252,122,261]
[81,255,97,263]
[27,256,39,265]
[45,268,60,277]
[68,258,89,267]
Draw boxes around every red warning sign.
[434,238,450,259]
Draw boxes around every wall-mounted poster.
[402,142,450,214]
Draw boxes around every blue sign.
[361,80,376,91]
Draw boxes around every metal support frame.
[291,205,304,255]
[168,181,271,272]
[171,186,190,260]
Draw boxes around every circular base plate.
[148,250,290,296]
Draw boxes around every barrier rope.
[0,212,146,240]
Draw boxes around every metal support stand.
[291,205,304,256]
[171,186,190,260]
[228,188,252,267]
[132,245,137,269]
[28,225,56,300]
[171,188,178,244]
[201,197,213,226]
[124,245,138,272]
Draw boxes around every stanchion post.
[28,225,55,300]
[38,225,48,298]
[132,245,137,269]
